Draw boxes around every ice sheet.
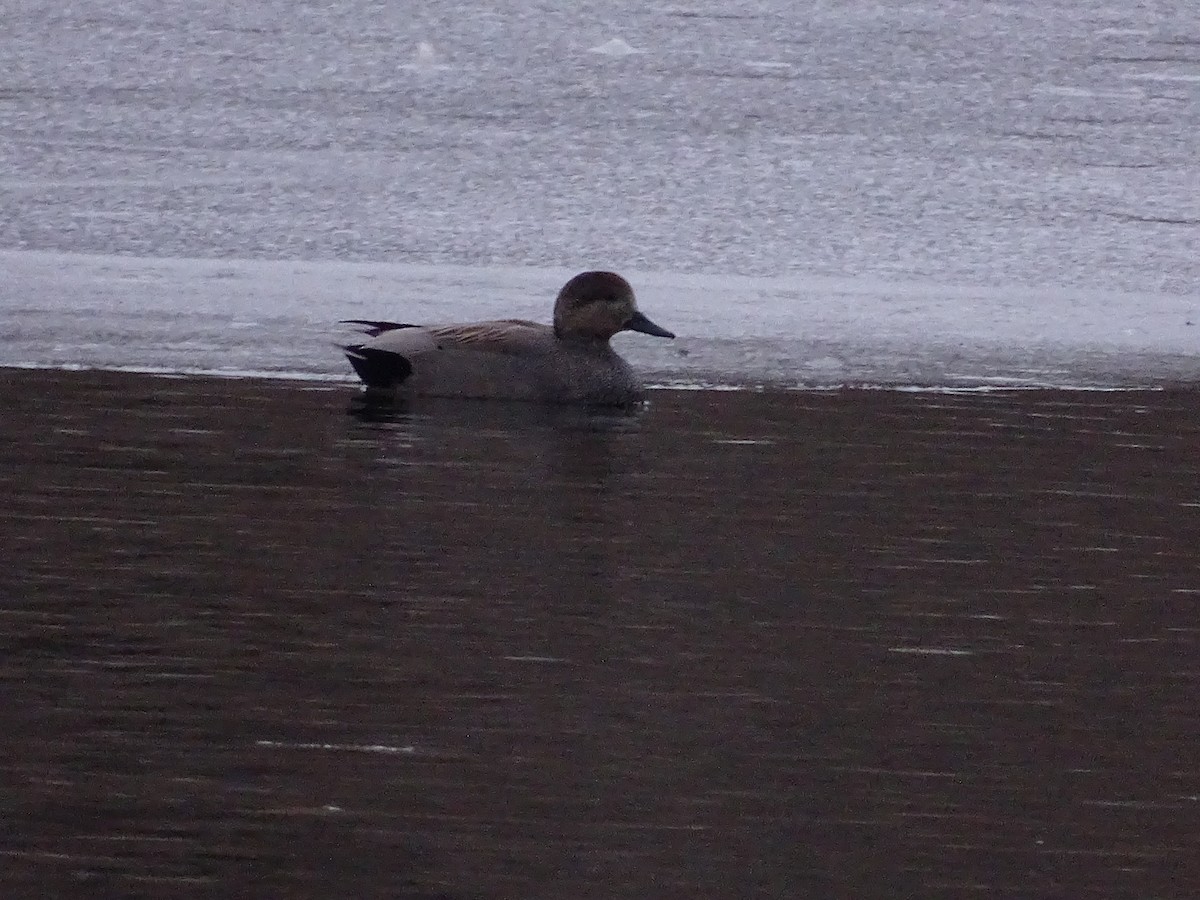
[3,249,1198,387]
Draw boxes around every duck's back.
[362,319,643,404]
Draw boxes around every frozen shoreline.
[4,248,1199,389]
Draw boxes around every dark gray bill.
[624,310,675,339]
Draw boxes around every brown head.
[552,271,675,342]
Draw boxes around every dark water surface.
[2,369,1199,899]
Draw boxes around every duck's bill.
[624,311,675,339]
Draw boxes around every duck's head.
[553,271,675,342]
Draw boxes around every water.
[3,4,1200,896]
[2,0,1200,384]
[3,369,1199,897]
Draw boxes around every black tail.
[341,320,417,337]
[344,345,414,389]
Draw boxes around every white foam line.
[2,363,1174,395]
[4,362,356,383]
[255,740,415,754]
[502,655,568,663]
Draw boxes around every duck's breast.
[537,345,643,405]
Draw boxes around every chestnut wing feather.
[426,320,551,354]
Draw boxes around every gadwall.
[343,271,674,405]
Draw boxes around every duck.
[342,271,674,405]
